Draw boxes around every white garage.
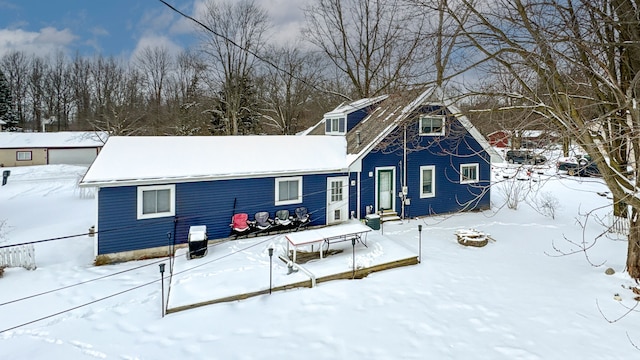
[48,148,99,165]
[0,132,108,167]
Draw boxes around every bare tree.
[135,46,173,135]
[165,51,210,135]
[44,51,73,131]
[198,0,269,135]
[432,0,640,280]
[303,0,428,98]
[257,44,324,134]
[27,57,47,132]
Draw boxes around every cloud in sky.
[0,27,77,58]
[0,1,312,61]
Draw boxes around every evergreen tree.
[0,69,18,131]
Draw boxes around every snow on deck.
[167,222,417,310]
[81,135,348,186]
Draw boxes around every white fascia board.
[79,168,350,188]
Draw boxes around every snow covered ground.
[1,163,640,359]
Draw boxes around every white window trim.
[460,163,479,184]
[17,151,32,161]
[137,184,176,220]
[275,176,303,206]
[325,117,346,135]
[419,115,446,136]
[419,165,436,198]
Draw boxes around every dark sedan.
[566,157,600,177]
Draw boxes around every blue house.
[304,87,499,222]
[81,87,498,263]
[80,135,349,263]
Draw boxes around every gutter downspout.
[402,125,407,219]
[357,171,361,219]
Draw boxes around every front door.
[327,176,349,224]
[377,168,394,211]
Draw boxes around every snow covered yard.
[1,163,640,359]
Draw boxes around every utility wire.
[0,182,351,249]
[0,257,167,307]
[156,0,351,101]
[0,233,279,334]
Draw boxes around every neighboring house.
[305,87,500,221]
[0,131,108,167]
[79,136,350,263]
[487,130,510,148]
[487,129,559,149]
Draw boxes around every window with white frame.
[420,165,436,198]
[460,163,479,184]
[275,176,303,205]
[137,184,175,220]
[16,151,32,161]
[419,115,445,136]
[325,117,346,135]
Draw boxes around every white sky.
[2,154,640,358]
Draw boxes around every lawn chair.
[274,209,294,231]
[230,213,252,238]
[293,207,310,231]
[251,211,273,235]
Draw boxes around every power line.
[0,233,279,334]
[156,0,351,101]
[1,181,352,249]
[0,257,167,307]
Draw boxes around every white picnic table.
[285,221,372,263]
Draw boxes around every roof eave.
[79,167,350,188]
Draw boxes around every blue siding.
[356,106,491,219]
[97,173,347,255]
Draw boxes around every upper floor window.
[460,163,479,184]
[325,117,346,135]
[419,115,445,136]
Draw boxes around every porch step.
[380,211,401,223]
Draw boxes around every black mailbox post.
[2,170,10,186]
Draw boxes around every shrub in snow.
[533,192,561,219]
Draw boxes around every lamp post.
[268,247,274,294]
[352,237,356,278]
[418,225,422,264]
[379,210,384,235]
[159,263,166,317]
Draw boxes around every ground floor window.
[420,165,435,198]
[137,184,175,219]
[275,176,303,205]
[16,151,32,161]
[460,163,479,184]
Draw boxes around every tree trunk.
[627,207,640,280]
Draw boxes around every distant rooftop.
[0,131,108,149]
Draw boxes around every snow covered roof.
[0,131,108,149]
[80,135,348,187]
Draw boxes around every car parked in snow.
[565,156,601,177]
[506,150,547,165]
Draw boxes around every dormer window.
[419,115,445,136]
[325,117,346,135]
